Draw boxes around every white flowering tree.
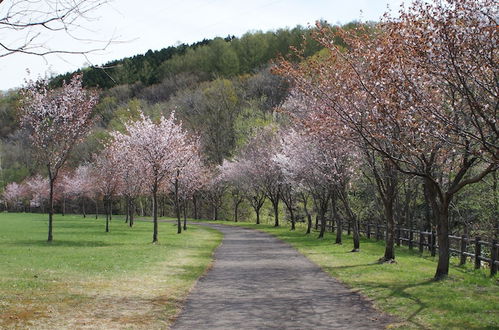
[19,74,98,241]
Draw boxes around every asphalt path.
[172,223,392,329]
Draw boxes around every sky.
[0,0,406,91]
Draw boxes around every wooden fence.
[319,218,498,276]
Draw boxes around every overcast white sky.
[0,0,406,91]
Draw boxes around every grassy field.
[0,213,222,329]
[208,220,498,329]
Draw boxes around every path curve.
[173,223,392,329]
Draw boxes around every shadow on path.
[172,223,393,329]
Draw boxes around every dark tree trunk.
[318,209,327,239]
[95,200,98,219]
[183,202,187,231]
[425,178,451,280]
[338,189,359,252]
[272,199,279,227]
[105,198,110,233]
[234,203,239,222]
[382,200,395,261]
[175,174,181,234]
[129,199,135,228]
[302,194,311,235]
[213,205,218,220]
[289,207,295,230]
[332,196,342,244]
[125,196,129,223]
[47,176,55,242]
[152,185,159,243]
[82,199,86,218]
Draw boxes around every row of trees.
[2,0,496,282]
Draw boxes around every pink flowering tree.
[25,174,51,211]
[92,145,122,232]
[174,151,208,230]
[239,126,284,227]
[112,112,193,242]
[279,0,498,278]
[218,159,246,223]
[110,137,145,227]
[62,165,94,217]
[2,182,27,211]
[19,74,98,241]
[166,139,203,233]
[205,168,226,221]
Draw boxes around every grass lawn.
[207,220,498,329]
[0,212,222,329]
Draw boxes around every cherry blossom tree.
[240,126,283,227]
[25,174,50,211]
[2,182,26,211]
[92,145,121,232]
[19,74,98,241]
[219,159,246,223]
[205,169,226,221]
[174,151,208,230]
[62,164,93,218]
[112,112,193,242]
[279,0,498,278]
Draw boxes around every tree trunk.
[425,178,451,280]
[175,174,181,234]
[62,196,66,216]
[302,194,311,234]
[272,199,279,227]
[382,199,395,261]
[332,196,342,244]
[183,202,187,231]
[338,189,359,251]
[234,203,238,222]
[129,199,135,228]
[47,177,55,242]
[318,208,327,239]
[105,198,110,233]
[95,200,98,219]
[125,196,129,223]
[152,186,158,243]
[256,208,260,224]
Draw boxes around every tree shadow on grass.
[360,279,434,329]
[7,240,123,248]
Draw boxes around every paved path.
[172,224,392,329]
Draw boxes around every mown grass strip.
[0,213,222,329]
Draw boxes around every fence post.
[376,224,380,241]
[491,239,497,276]
[431,231,436,256]
[419,231,424,253]
[409,229,414,250]
[459,234,467,266]
[474,236,481,270]
[396,227,401,246]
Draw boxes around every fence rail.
[320,219,498,276]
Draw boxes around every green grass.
[0,212,222,329]
[207,220,498,329]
